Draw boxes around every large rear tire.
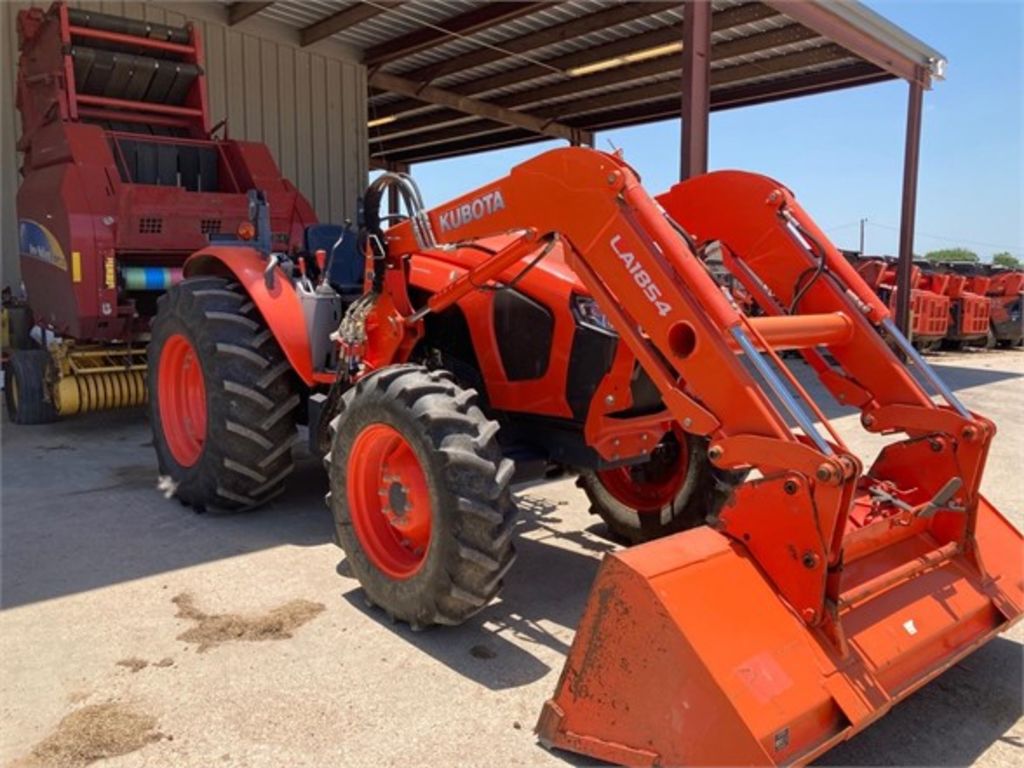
[148,277,300,511]
[4,348,58,425]
[578,430,713,544]
[328,365,517,628]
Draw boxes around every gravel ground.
[1,349,1021,767]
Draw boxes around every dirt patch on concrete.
[172,592,325,652]
[115,656,174,672]
[24,702,162,767]
[116,657,148,673]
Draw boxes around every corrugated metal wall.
[1,1,368,285]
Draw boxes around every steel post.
[895,76,924,335]
[680,0,711,179]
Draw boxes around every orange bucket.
[537,499,1022,766]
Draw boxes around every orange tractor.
[848,255,949,351]
[946,261,1023,348]
[917,263,992,349]
[149,148,1022,765]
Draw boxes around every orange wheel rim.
[158,333,207,467]
[347,423,432,579]
[597,430,688,512]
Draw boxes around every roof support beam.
[710,61,890,109]
[364,2,553,67]
[375,63,891,163]
[227,2,273,26]
[680,0,711,179]
[300,1,403,47]
[369,71,592,146]
[571,63,889,129]
[406,2,669,84]
[373,26,827,142]
[763,0,932,86]
[373,2,781,121]
[547,44,853,115]
[373,45,853,155]
[385,131,542,165]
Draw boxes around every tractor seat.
[304,224,365,296]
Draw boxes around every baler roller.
[67,7,191,47]
[70,45,200,106]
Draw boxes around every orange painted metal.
[538,508,1021,766]
[746,312,854,350]
[368,148,1021,765]
[157,333,206,466]
[184,246,334,386]
[346,424,432,579]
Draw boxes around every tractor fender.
[184,246,315,386]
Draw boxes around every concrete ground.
[1,349,1021,767]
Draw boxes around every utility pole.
[859,218,867,255]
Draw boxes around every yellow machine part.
[50,343,148,416]
[54,369,148,415]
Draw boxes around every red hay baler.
[6,2,317,423]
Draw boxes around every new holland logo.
[438,189,506,233]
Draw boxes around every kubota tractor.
[947,261,1023,348]
[848,255,949,351]
[985,267,1024,347]
[149,147,1022,766]
[6,3,316,424]
[917,261,991,348]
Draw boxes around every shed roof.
[229,1,946,165]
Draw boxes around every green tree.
[992,252,1021,268]
[925,247,979,263]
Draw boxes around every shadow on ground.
[4,399,1022,766]
[339,492,609,692]
[784,351,1023,421]
[818,636,1023,766]
[1,408,336,609]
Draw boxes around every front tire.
[578,430,713,544]
[328,365,517,628]
[148,277,300,511]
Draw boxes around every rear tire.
[148,276,300,511]
[4,348,58,425]
[328,365,517,628]
[578,431,714,544]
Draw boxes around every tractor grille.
[200,218,221,234]
[138,217,163,234]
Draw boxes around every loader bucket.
[537,500,1023,766]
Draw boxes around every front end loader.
[149,147,1021,765]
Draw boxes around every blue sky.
[408,1,1022,261]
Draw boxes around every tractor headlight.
[571,294,617,336]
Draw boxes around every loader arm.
[376,147,1008,625]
